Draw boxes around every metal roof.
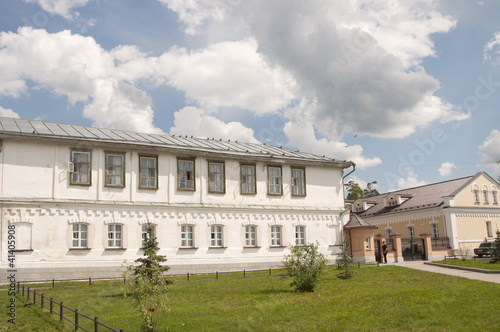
[0,117,352,167]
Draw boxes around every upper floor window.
[493,190,498,205]
[473,189,480,204]
[483,189,489,204]
[210,225,223,247]
[141,224,156,247]
[291,167,306,196]
[431,224,439,239]
[180,225,194,248]
[271,225,282,246]
[245,225,257,247]
[105,152,125,188]
[295,226,305,245]
[208,161,225,193]
[178,158,195,191]
[107,224,122,248]
[72,224,88,248]
[70,150,91,186]
[241,164,256,195]
[139,155,158,189]
[268,166,282,196]
[385,229,392,243]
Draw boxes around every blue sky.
[1,0,499,193]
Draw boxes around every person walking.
[382,241,388,263]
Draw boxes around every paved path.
[391,261,500,284]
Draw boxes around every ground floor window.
[210,225,223,247]
[181,225,194,247]
[72,224,88,248]
[431,224,439,239]
[486,220,493,238]
[245,225,257,247]
[271,226,282,246]
[295,226,305,245]
[141,224,156,247]
[108,224,122,248]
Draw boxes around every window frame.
[408,226,415,239]
[72,224,88,248]
[431,224,439,239]
[210,225,223,248]
[240,163,257,195]
[180,225,195,248]
[483,189,489,204]
[291,167,306,197]
[245,225,257,247]
[138,155,158,190]
[474,189,480,204]
[141,224,156,247]
[267,165,283,196]
[177,158,196,191]
[486,220,493,238]
[70,149,92,186]
[107,224,123,249]
[365,237,371,250]
[208,160,225,194]
[270,225,282,247]
[295,225,306,245]
[105,151,125,188]
[493,190,498,205]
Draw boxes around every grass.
[434,259,500,271]
[2,265,500,331]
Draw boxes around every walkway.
[392,261,500,284]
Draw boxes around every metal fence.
[430,237,450,249]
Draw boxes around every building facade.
[347,172,500,263]
[0,117,352,281]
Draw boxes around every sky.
[0,0,499,194]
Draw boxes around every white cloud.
[438,162,455,177]
[479,129,500,179]
[169,107,259,143]
[0,107,20,118]
[484,31,500,65]
[389,170,427,191]
[23,0,90,19]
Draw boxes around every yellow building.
[347,172,500,263]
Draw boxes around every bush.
[489,230,500,264]
[282,242,327,292]
[336,240,354,279]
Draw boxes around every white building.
[0,117,353,281]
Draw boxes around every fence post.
[52,279,55,287]
[22,285,25,296]
[187,272,190,281]
[33,290,36,304]
[244,270,246,278]
[94,316,99,332]
[89,277,92,286]
[269,268,271,276]
[50,298,53,314]
[17,282,20,293]
[27,287,30,301]
[358,263,360,268]
[41,293,44,309]
[216,271,218,280]
[60,302,63,321]
[75,308,79,331]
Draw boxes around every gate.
[374,238,381,263]
[401,237,426,261]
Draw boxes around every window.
[483,190,489,204]
[241,164,256,194]
[208,161,225,193]
[291,167,306,196]
[72,224,88,248]
[486,221,493,238]
[295,226,305,245]
[474,189,480,204]
[268,166,282,195]
[70,150,91,185]
[141,225,156,247]
[210,225,223,247]
[271,226,282,246]
[245,225,257,247]
[178,158,195,191]
[408,226,415,239]
[493,190,498,205]
[365,237,371,250]
[105,152,125,187]
[431,224,439,239]
[107,224,122,248]
[180,225,194,248]
[139,155,158,189]
[386,229,392,244]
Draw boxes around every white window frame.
[178,158,195,191]
[295,226,306,245]
[386,229,392,244]
[474,189,480,204]
[493,190,498,205]
[268,166,282,196]
[107,224,122,248]
[141,224,156,247]
[365,237,371,250]
[210,225,223,247]
[483,189,489,204]
[241,164,256,195]
[271,225,282,246]
[105,152,125,188]
[486,220,493,238]
[245,225,257,247]
[291,167,306,196]
[70,150,91,185]
[139,155,158,189]
[408,226,415,239]
[431,224,439,239]
[208,161,225,193]
[180,225,194,248]
[72,224,88,248]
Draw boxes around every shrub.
[489,230,500,264]
[282,241,327,292]
[336,240,354,279]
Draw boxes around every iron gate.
[401,237,426,261]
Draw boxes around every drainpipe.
[340,163,356,243]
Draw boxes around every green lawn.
[2,265,500,331]
[434,259,500,271]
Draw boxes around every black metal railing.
[430,237,450,249]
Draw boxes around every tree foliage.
[336,240,354,279]
[490,230,500,264]
[123,224,170,331]
[345,181,365,200]
[363,181,380,197]
[282,242,328,292]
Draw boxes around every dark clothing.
[382,244,388,263]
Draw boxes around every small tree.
[123,224,170,331]
[490,230,500,263]
[282,242,327,292]
[336,240,354,279]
